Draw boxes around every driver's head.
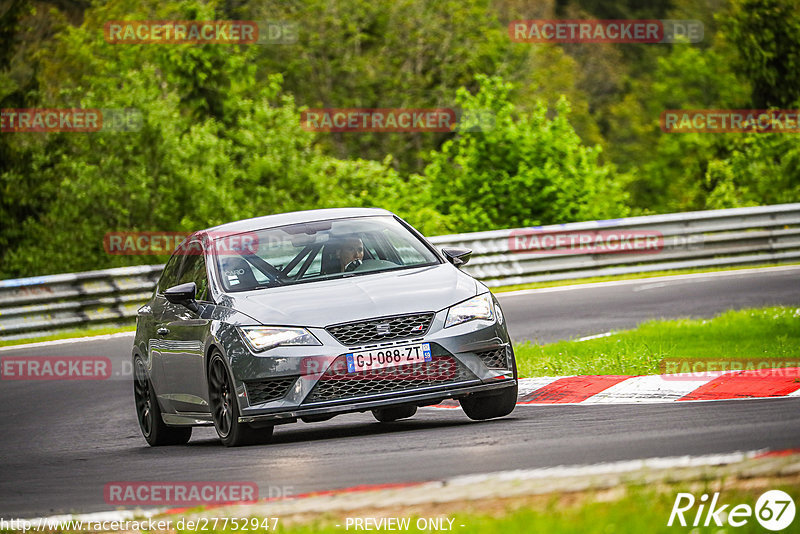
[337,236,364,271]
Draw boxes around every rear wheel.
[208,353,274,447]
[133,357,192,446]
[372,405,417,422]
[460,383,518,421]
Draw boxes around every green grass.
[0,324,135,347]
[492,261,800,293]
[514,306,800,377]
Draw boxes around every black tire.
[372,405,417,422]
[133,357,192,446]
[208,353,274,447]
[460,383,518,421]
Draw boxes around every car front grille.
[326,312,435,347]
[244,377,296,405]
[302,353,475,404]
[476,347,508,369]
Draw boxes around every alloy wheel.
[208,358,233,437]
[133,358,153,437]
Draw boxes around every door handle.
[157,327,170,336]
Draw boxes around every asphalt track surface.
[500,265,800,343]
[1,267,799,517]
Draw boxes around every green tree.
[250,0,604,174]
[0,0,422,276]
[720,0,800,108]
[606,44,749,213]
[423,75,629,232]
[704,134,800,208]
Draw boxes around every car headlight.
[445,293,495,328]
[239,326,321,352]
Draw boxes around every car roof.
[202,207,395,235]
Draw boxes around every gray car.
[132,208,517,446]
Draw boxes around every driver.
[336,236,365,272]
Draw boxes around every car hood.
[228,264,479,327]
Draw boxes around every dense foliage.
[1,0,798,276]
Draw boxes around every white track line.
[517,376,565,397]
[575,331,613,342]
[581,374,714,404]
[447,450,765,486]
[0,331,134,352]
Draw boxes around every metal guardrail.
[0,266,163,340]
[1,203,799,340]
[430,203,800,287]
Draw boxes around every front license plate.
[346,343,432,373]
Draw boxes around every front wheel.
[460,383,518,421]
[208,353,273,447]
[133,357,192,446]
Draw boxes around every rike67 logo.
[669,490,796,531]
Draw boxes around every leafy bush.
[424,75,630,232]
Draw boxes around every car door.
[146,251,184,398]
[157,245,213,413]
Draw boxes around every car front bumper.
[221,304,516,421]
[237,378,516,424]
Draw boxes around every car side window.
[177,251,210,302]
[158,253,184,294]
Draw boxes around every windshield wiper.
[248,283,283,291]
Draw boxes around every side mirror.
[441,247,472,267]
[164,282,199,313]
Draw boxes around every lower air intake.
[303,354,474,404]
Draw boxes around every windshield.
[214,216,440,292]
